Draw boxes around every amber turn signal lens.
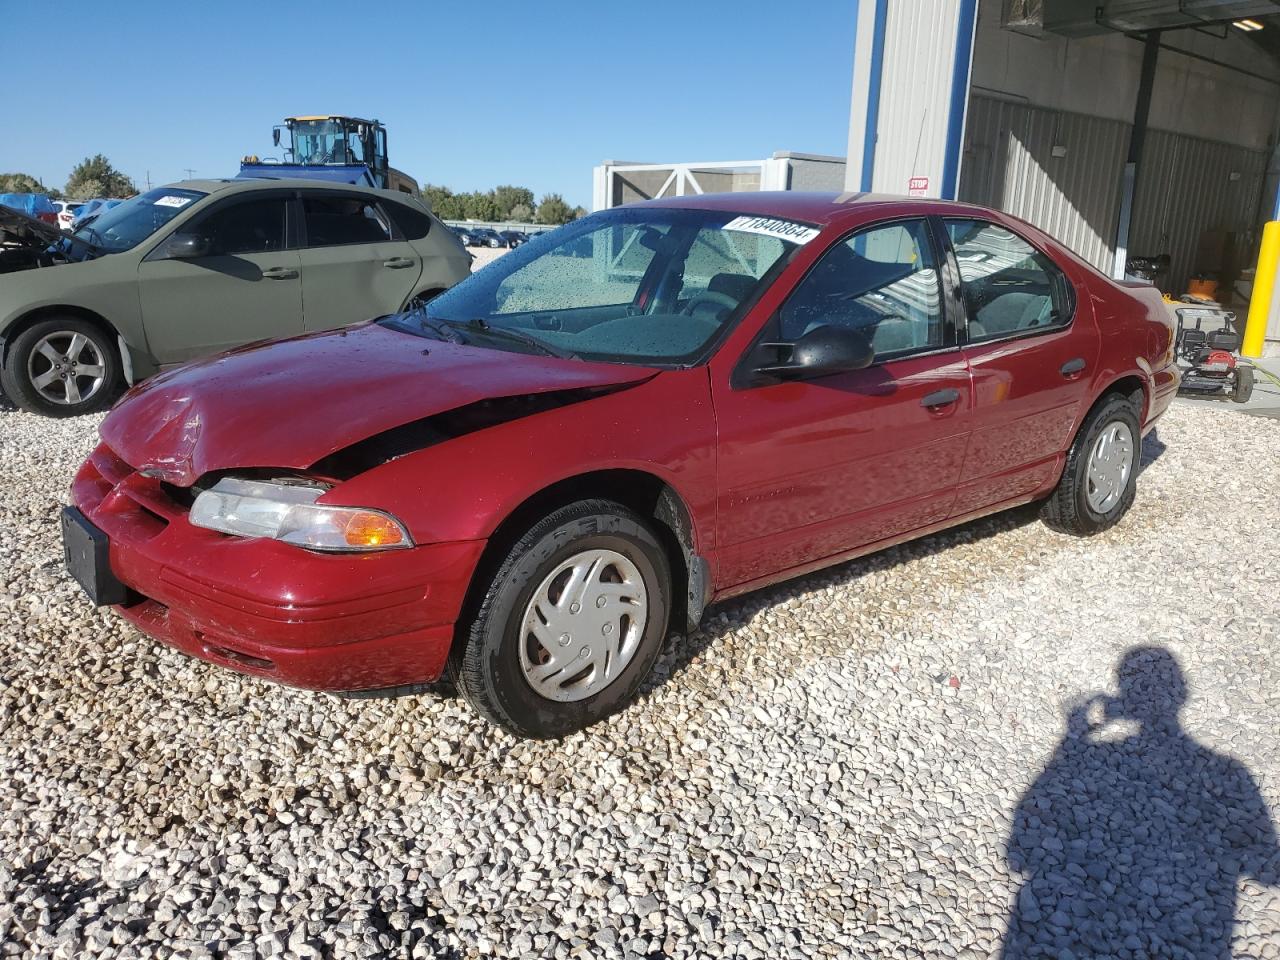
[343,512,407,548]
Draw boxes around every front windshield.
[71,188,206,253]
[392,207,805,365]
[291,120,353,165]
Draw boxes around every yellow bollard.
[1243,220,1280,358]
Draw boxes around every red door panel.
[713,352,972,588]
[954,325,1099,515]
[942,217,1102,518]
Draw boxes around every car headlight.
[189,477,412,552]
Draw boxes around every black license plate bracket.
[61,506,129,607]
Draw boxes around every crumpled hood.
[0,204,63,246]
[101,322,658,485]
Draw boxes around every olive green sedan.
[0,179,472,416]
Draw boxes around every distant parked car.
[498,230,527,247]
[477,228,505,248]
[459,227,498,248]
[51,200,85,231]
[70,199,123,230]
[0,178,471,416]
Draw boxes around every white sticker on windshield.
[723,215,819,245]
[153,195,193,208]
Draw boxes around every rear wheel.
[1,317,120,417]
[1041,393,1142,536]
[1232,365,1254,404]
[454,500,671,738]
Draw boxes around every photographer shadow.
[1003,646,1280,959]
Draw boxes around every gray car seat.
[972,291,1051,337]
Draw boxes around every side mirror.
[272,128,281,147]
[162,233,211,260]
[754,324,875,380]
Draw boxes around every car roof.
[164,178,422,206]
[628,190,996,226]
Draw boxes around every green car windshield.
[72,188,207,253]
[394,207,805,366]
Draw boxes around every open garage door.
[959,95,1271,295]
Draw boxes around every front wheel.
[454,500,671,738]
[1232,365,1254,404]
[1041,393,1142,536]
[1,317,121,417]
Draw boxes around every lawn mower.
[1171,303,1254,404]
[1124,253,1256,405]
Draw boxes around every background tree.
[65,155,136,199]
[571,205,588,220]
[535,193,573,225]
[423,184,469,220]
[422,183,456,218]
[492,185,535,220]
[462,191,500,222]
[0,173,56,196]
[418,183,572,225]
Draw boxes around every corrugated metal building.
[848,0,1280,348]
[959,95,1271,294]
[592,153,846,212]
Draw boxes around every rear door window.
[302,195,393,247]
[945,219,1074,341]
[385,201,433,240]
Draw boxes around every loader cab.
[275,116,391,189]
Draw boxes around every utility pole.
[145,170,152,190]
[182,168,196,180]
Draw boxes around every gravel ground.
[2,397,1279,960]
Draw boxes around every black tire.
[454,499,672,738]
[1232,365,1254,404]
[1,317,120,418]
[1041,392,1142,537]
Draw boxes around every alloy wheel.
[26,331,107,406]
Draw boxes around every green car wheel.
[1,317,121,417]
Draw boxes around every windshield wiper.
[403,304,469,345]
[450,318,577,360]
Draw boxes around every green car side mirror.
[163,233,212,260]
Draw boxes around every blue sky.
[4,0,856,207]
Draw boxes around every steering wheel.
[682,290,739,316]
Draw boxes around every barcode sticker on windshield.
[154,196,193,208]
[723,216,820,245]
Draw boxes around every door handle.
[262,266,298,280]
[383,257,416,269]
[1060,357,1086,378]
[921,388,960,408]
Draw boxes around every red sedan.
[63,193,1178,737]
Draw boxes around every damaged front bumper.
[71,442,485,691]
